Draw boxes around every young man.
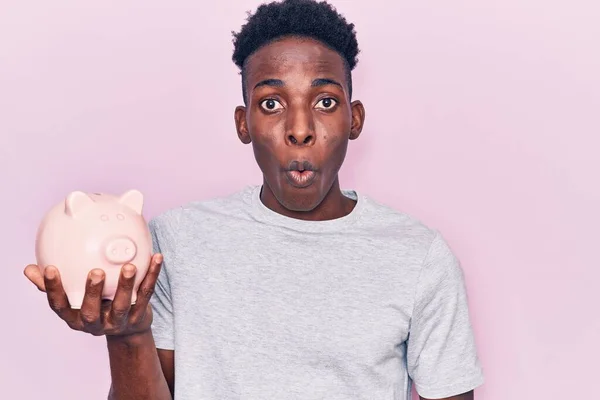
[24,0,484,399]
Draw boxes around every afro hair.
[231,0,360,102]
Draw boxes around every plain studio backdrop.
[1,0,598,399]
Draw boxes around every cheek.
[248,119,284,170]
[249,117,283,149]
[326,135,349,164]
[317,119,350,154]
[317,107,351,138]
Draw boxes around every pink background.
[1,0,598,399]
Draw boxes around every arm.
[158,349,175,396]
[23,253,173,400]
[107,332,173,400]
[407,232,484,399]
[145,216,178,397]
[420,390,474,400]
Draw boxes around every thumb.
[24,264,47,292]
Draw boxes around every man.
[24,0,484,399]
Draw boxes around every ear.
[65,191,94,217]
[349,100,366,140]
[234,105,252,144]
[118,189,144,214]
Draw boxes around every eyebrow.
[311,78,343,89]
[253,78,343,90]
[254,79,284,89]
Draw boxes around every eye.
[100,214,109,221]
[315,97,337,110]
[260,99,284,112]
[116,213,125,220]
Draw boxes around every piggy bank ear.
[65,191,94,217]
[119,189,144,214]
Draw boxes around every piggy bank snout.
[104,237,137,265]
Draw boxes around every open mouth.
[285,160,317,188]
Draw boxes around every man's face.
[234,36,365,213]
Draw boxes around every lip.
[284,160,317,188]
[285,170,316,188]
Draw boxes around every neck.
[260,176,356,222]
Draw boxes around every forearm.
[420,390,474,400]
[106,330,172,400]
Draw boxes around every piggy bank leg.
[67,292,85,310]
[99,270,140,306]
[57,270,88,310]
[101,266,129,303]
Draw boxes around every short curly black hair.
[232,0,360,103]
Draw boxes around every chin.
[277,183,325,213]
[281,198,320,213]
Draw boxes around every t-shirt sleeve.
[406,231,484,398]
[148,216,176,351]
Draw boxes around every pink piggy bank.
[34,189,152,309]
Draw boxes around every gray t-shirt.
[148,185,484,400]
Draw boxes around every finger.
[129,254,162,323]
[43,266,80,329]
[79,269,105,334]
[24,264,46,292]
[108,263,137,327]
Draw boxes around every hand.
[23,253,163,337]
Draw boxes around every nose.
[285,105,316,146]
[104,237,137,265]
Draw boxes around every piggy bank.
[34,189,153,309]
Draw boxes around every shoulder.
[148,185,257,234]
[355,191,465,280]
[181,185,256,220]
[356,191,438,249]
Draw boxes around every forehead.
[244,37,347,85]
